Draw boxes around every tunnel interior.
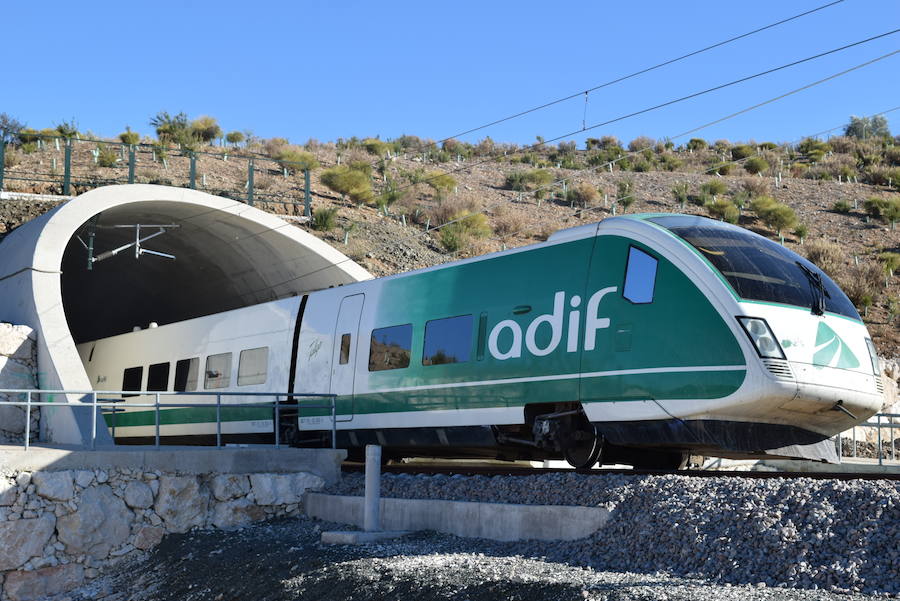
[61,201,362,343]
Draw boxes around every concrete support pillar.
[364,444,381,532]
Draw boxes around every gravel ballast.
[70,516,890,601]
[326,471,900,596]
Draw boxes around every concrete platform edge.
[0,446,347,484]
[306,493,609,542]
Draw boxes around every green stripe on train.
[103,405,272,428]
[307,369,746,417]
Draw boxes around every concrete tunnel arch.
[0,184,372,446]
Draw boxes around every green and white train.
[77,214,884,468]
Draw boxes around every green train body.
[78,215,884,467]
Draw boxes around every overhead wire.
[374,0,848,161]
[216,48,900,303]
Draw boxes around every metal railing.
[0,134,316,213]
[0,389,337,451]
[839,412,900,465]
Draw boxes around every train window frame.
[237,347,269,386]
[147,362,170,392]
[339,334,351,365]
[204,353,232,389]
[423,314,474,366]
[122,366,143,397]
[174,358,199,392]
[622,245,658,304]
[368,324,413,372]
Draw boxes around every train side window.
[423,315,473,365]
[147,362,170,392]
[122,366,143,397]
[368,324,412,371]
[204,353,232,389]
[174,358,199,392]
[237,347,268,386]
[623,246,658,304]
[339,334,351,365]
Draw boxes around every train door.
[330,294,365,419]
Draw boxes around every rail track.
[342,462,900,481]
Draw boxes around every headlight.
[737,317,785,360]
[864,338,880,375]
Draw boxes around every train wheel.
[563,424,603,469]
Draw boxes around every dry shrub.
[428,195,480,226]
[740,177,769,199]
[262,137,289,157]
[568,182,600,207]
[838,262,883,307]
[804,240,844,278]
[492,205,527,237]
[828,136,856,154]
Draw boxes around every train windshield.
[648,216,860,320]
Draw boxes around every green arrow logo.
[812,322,859,369]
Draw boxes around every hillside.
[1,133,898,359]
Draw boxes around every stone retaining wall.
[0,467,325,601]
[0,324,39,446]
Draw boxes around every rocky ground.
[324,471,900,597]
[68,515,892,601]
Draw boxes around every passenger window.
[147,362,170,392]
[204,353,232,389]
[122,366,143,397]
[174,358,199,392]
[369,324,412,371]
[623,246,658,304]
[237,347,268,386]
[339,334,351,365]
[423,315,473,365]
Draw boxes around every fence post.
[216,393,222,448]
[331,397,337,449]
[91,392,97,450]
[274,396,280,449]
[247,158,254,206]
[304,169,311,217]
[63,139,72,195]
[878,414,883,466]
[155,393,160,449]
[189,152,197,189]
[128,146,136,184]
[364,445,382,532]
[24,391,31,451]
[0,141,5,191]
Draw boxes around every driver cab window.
[623,246,658,304]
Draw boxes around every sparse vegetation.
[699,179,728,197]
[96,144,118,168]
[320,165,373,205]
[671,182,689,209]
[274,146,319,174]
[118,128,140,145]
[311,207,338,231]
[225,131,245,146]
[439,212,491,253]
[567,182,600,207]
[505,169,553,192]
[832,200,852,214]
[804,240,844,277]
[707,199,739,223]
[190,116,222,144]
[743,156,769,175]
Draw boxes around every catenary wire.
[217,49,899,302]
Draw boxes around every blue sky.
[4,0,898,147]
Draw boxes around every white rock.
[74,470,94,488]
[210,474,251,501]
[0,356,35,390]
[16,472,31,488]
[249,472,324,506]
[0,323,35,362]
[56,485,133,559]
[0,480,17,506]
[95,470,108,484]
[211,498,266,529]
[153,476,209,533]
[3,563,84,601]
[0,513,56,570]
[123,481,154,509]
[0,404,27,434]
[32,471,74,501]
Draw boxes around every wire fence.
[0,134,316,213]
[842,412,900,465]
[0,389,337,451]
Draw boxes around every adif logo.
[488,287,617,360]
[812,322,860,369]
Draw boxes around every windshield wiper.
[795,261,828,316]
